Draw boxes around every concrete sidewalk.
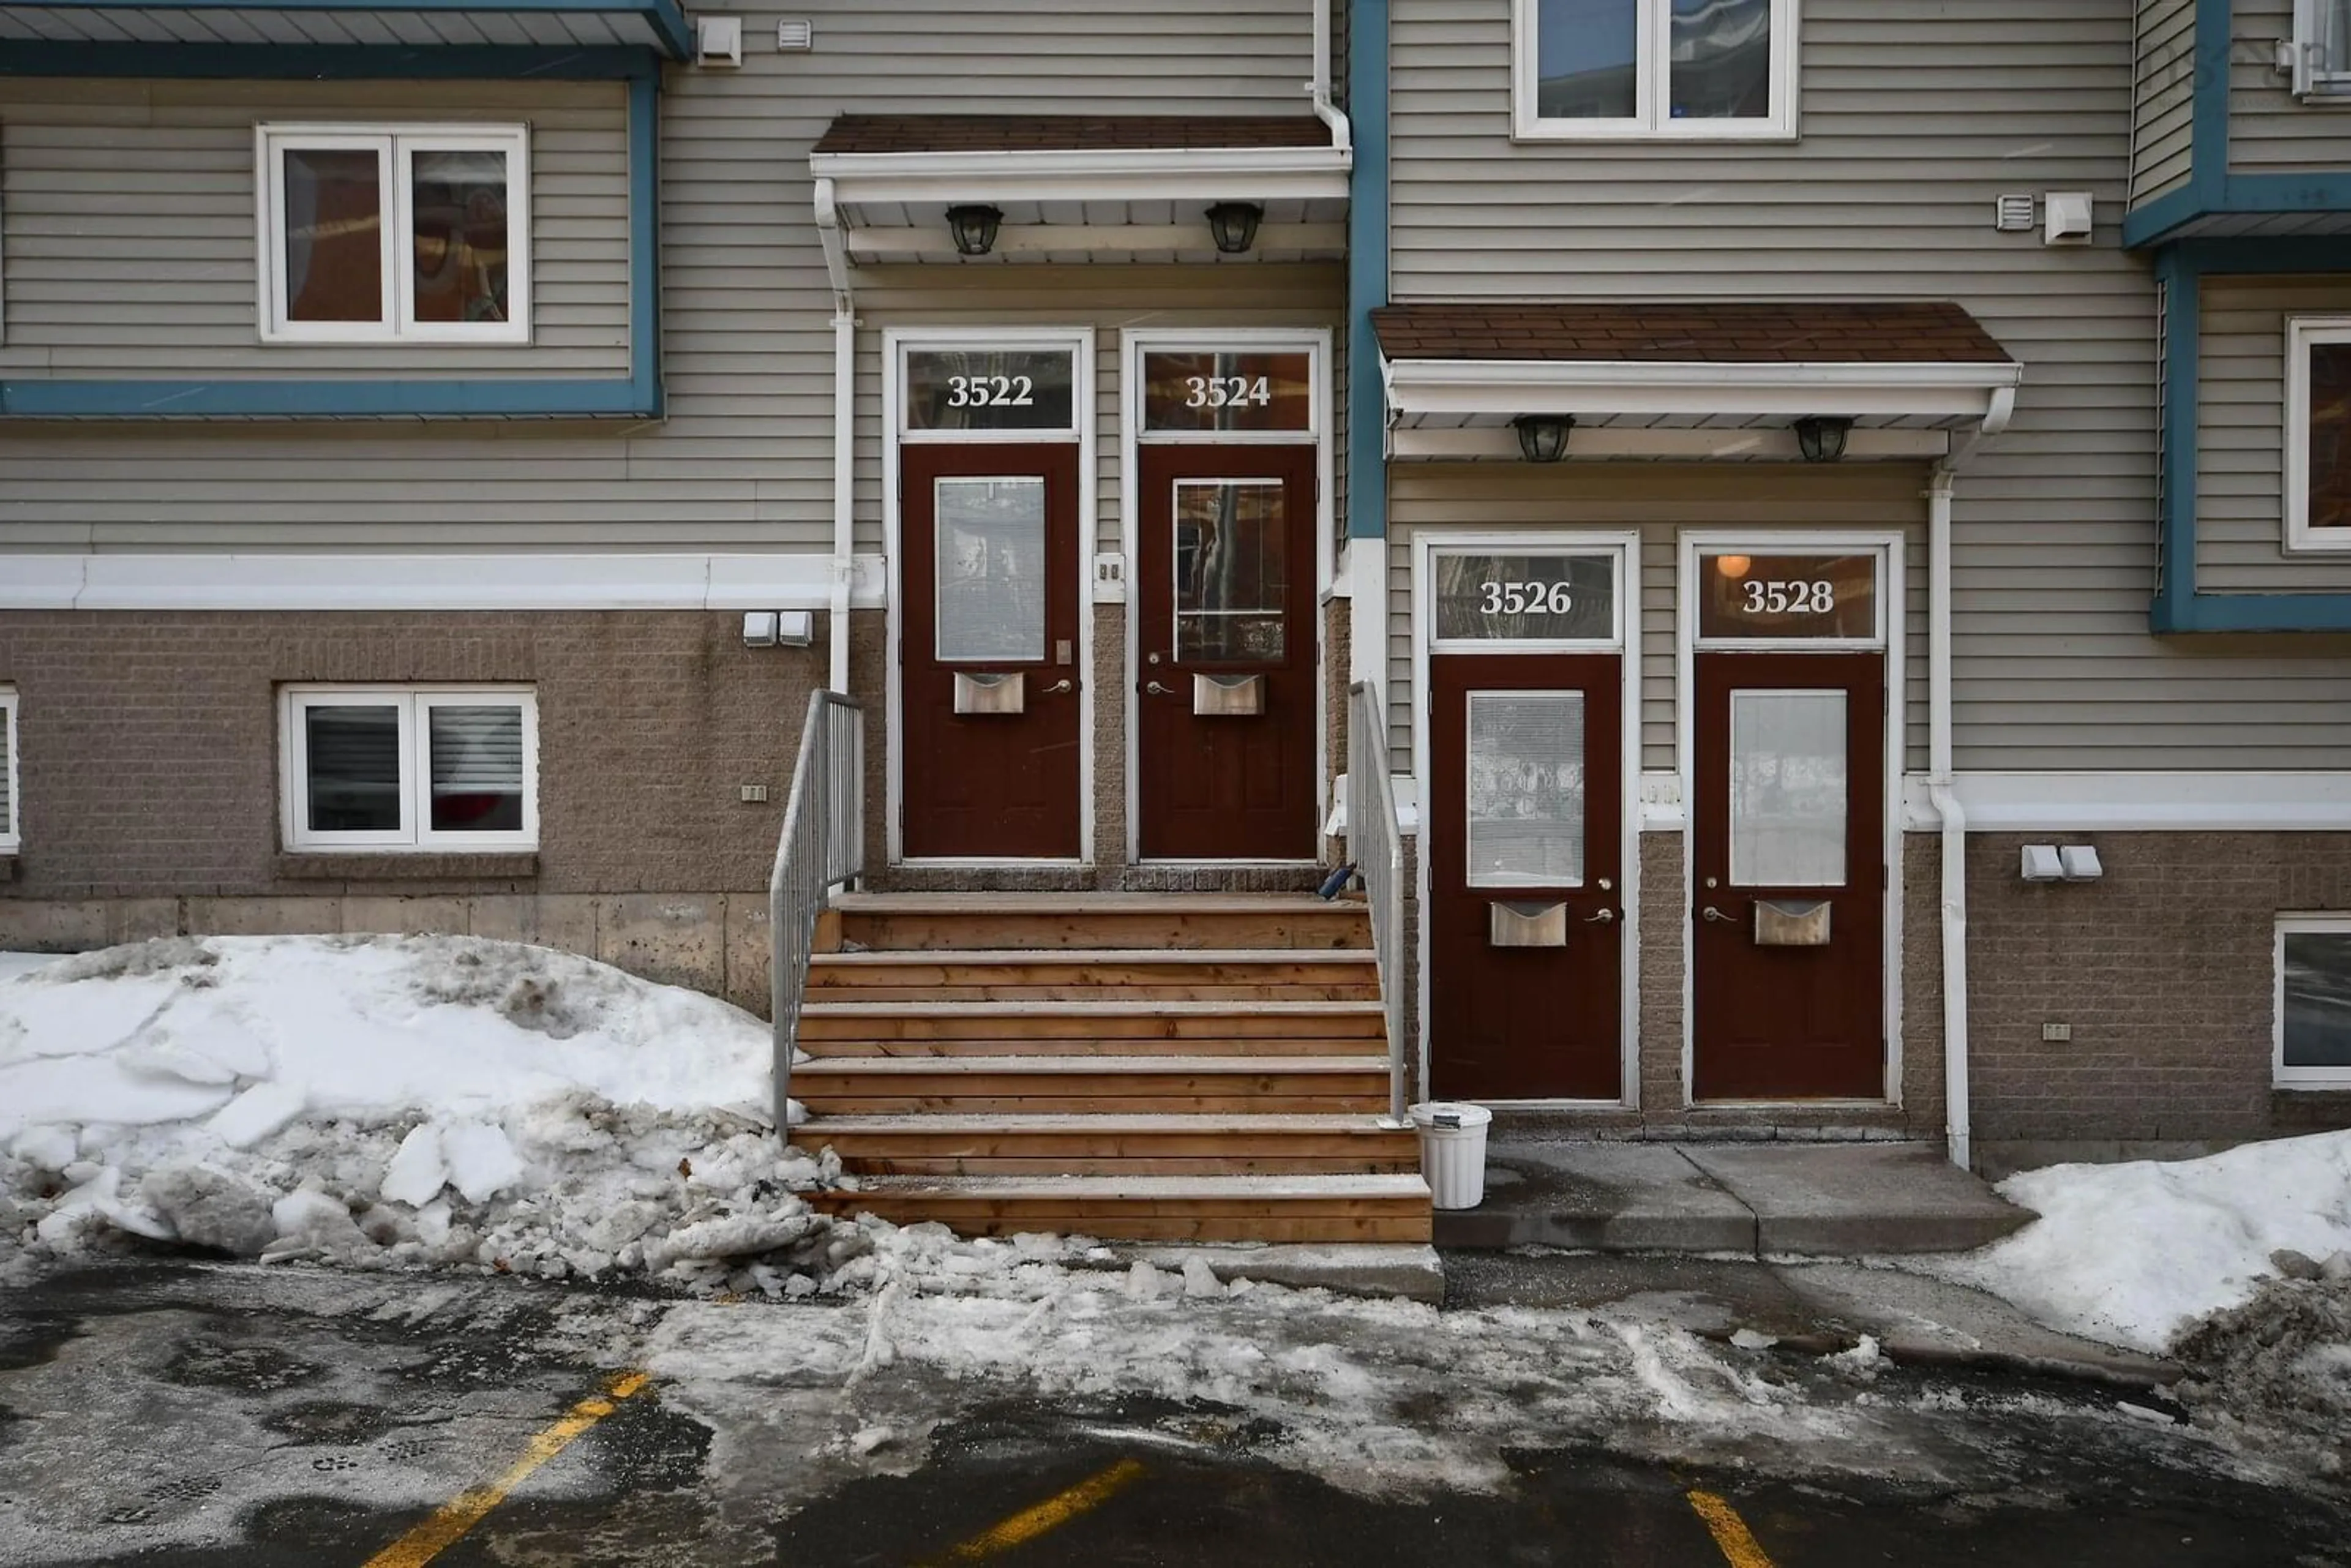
[1435,1140,2033,1256]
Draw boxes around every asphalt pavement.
[0,1258,2344,1567]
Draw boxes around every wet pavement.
[0,1258,2346,1567]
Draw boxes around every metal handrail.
[770,689,865,1137]
[1348,680,1409,1127]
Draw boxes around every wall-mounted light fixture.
[1205,201,1264,255]
[946,204,1003,257]
[1793,415,1852,463]
[1512,413,1573,464]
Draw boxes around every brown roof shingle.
[813,114,1337,157]
[1372,302,2014,366]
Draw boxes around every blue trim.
[0,65,661,421]
[1346,0,1388,542]
[0,43,659,78]
[2121,185,2208,249]
[2149,236,2351,633]
[6,0,689,59]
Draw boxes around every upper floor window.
[1513,0,1797,141]
[257,124,531,345]
[2292,0,2351,100]
[2285,317,2351,552]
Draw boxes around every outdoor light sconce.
[946,204,1003,257]
[1205,201,1264,254]
[1512,413,1573,463]
[1794,415,1853,463]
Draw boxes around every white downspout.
[1927,466,1970,1171]
[815,178,855,695]
[1310,0,1353,149]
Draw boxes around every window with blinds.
[0,689,17,853]
[281,687,534,851]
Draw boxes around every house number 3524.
[1185,375,1272,409]
[1742,579,1835,615]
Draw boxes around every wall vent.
[1993,193,2036,233]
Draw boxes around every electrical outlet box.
[2042,1022,2072,1043]
[740,784,770,803]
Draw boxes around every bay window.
[1514,0,1796,140]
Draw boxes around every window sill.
[1509,124,1799,146]
[276,852,539,881]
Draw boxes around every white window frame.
[2277,913,2351,1089]
[280,686,538,852]
[2291,0,2351,100]
[2284,317,2351,552]
[255,122,532,346]
[0,688,18,854]
[1425,546,1625,654]
[1512,0,1799,142]
[1689,546,1889,650]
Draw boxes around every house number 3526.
[1743,579,1835,615]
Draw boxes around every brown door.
[1134,443,1319,861]
[1428,652,1624,1101]
[1691,651,1886,1100]
[899,441,1083,860]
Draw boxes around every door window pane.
[936,477,1048,662]
[1671,0,1773,120]
[1175,479,1288,663]
[2308,342,2351,533]
[1697,553,1879,642]
[904,350,1078,433]
[1535,0,1640,119]
[1728,690,1847,887]
[2282,928,2351,1070]
[1433,553,1615,642]
[1466,692,1586,889]
[1141,351,1314,434]
[410,148,511,326]
[428,703,525,833]
[282,148,383,323]
[305,703,402,832]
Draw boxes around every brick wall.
[1967,831,2351,1149]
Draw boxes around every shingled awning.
[810,113,1350,272]
[1375,301,2022,462]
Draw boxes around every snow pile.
[1,934,839,1291]
[1925,1132,2351,1352]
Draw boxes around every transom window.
[257,124,530,345]
[0,688,18,854]
[2285,318,2351,552]
[1513,0,1797,141]
[280,687,536,852]
[2277,915,2351,1088]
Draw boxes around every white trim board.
[1,553,890,613]
[1382,358,2022,427]
[810,146,1351,211]
[1900,772,2351,832]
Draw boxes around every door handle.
[1144,680,1174,696]
[1043,679,1075,695]
[1700,905,1737,923]
[1585,909,1616,924]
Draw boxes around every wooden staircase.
[795,893,1432,1244]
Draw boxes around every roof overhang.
[1382,358,2024,463]
[811,143,1352,271]
[0,0,691,59]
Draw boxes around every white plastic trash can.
[1408,1101,1493,1210]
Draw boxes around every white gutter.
[1927,466,1970,1171]
[1310,0,1353,151]
[814,176,855,695]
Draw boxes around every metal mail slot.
[1193,672,1264,717]
[1488,900,1568,948]
[1755,899,1832,947]
[953,670,1026,715]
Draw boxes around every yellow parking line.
[923,1457,1147,1564]
[1687,1489,1775,1568]
[361,1370,651,1568]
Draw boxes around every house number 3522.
[947,375,1035,408]
[1743,579,1835,615]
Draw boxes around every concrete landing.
[1434,1140,2034,1258]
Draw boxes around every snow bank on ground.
[0,952,60,985]
[1925,1132,2351,1353]
[0,934,834,1291]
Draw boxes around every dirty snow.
[0,934,831,1290]
[1921,1132,2351,1354]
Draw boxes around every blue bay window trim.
[2152,238,2351,633]
[2126,0,2351,247]
[3,0,690,61]
[1346,0,1388,541]
[0,51,662,422]
[0,43,659,80]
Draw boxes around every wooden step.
[797,1001,1388,1058]
[829,893,1370,954]
[807,950,1378,1003]
[792,1055,1391,1115]
[798,1113,1421,1176]
[802,1173,1433,1244]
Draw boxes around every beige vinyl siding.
[1389,0,2351,770]
[852,266,1344,559]
[2134,0,2196,203]
[1386,466,1929,775]
[0,79,629,378]
[0,0,1320,557]
[2232,0,2351,172]
[2196,275,2351,589]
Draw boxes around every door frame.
[1411,529,1643,1109]
[1674,528,1907,1107]
[1119,326,1334,868]
[882,326,1097,868]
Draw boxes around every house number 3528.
[1743,579,1835,615]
